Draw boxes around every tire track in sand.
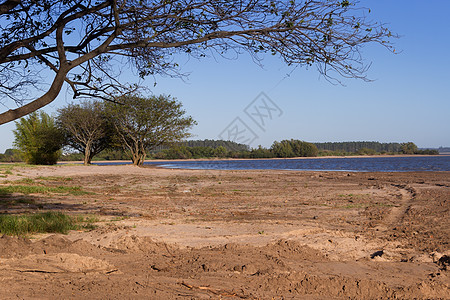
[376,184,416,231]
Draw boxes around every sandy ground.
[0,164,448,299]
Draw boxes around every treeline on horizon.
[147,140,438,160]
[315,141,401,153]
[0,139,440,163]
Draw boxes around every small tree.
[400,142,418,154]
[271,140,295,158]
[250,146,275,159]
[214,146,229,158]
[271,139,318,157]
[106,95,196,166]
[290,140,319,157]
[56,101,113,165]
[13,111,63,165]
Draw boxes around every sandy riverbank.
[0,164,448,299]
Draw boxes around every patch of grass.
[110,216,129,222]
[0,185,92,196]
[0,212,98,236]
[36,176,73,182]
[74,215,99,231]
[0,163,41,170]
[338,193,354,197]
[13,178,34,184]
[0,165,13,177]
[0,165,14,172]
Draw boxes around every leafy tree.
[0,148,22,162]
[290,140,318,157]
[0,1,396,124]
[157,146,193,160]
[271,140,295,158]
[56,101,113,165]
[400,142,418,155]
[13,111,64,165]
[271,139,318,157]
[213,146,229,158]
[106,95,196,166]
[250,145,275,158]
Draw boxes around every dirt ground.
[0,164,448,299]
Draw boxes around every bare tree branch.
[0,0,21,15]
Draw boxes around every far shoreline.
[60,153,449,165]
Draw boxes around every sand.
[0,164,448,299]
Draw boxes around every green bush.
[400,142,418,154]
[13,111,64,165]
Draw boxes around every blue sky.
[1,0,449,152]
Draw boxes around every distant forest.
[314,142,401,153]
[151,139,249,152]
[0,139,443,163]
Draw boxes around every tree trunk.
[131,146,146,166]
[83,140,93,165]
[132,153,145,166]
[83,146,91,165]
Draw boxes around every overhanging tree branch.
[0,0,396,124]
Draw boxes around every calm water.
[96,155,450,172]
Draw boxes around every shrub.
[271,140,318,157]
[13,111,64,165]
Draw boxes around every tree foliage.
[0,0,396,124]
[182,139,249,152]
[400,142,418,155]
[13,111,64,165]
[56,101,113,165]
[271,139,318,157]
[105,94,196,165]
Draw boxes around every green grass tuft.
[0,212,97,236]
[0,185,92,196]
